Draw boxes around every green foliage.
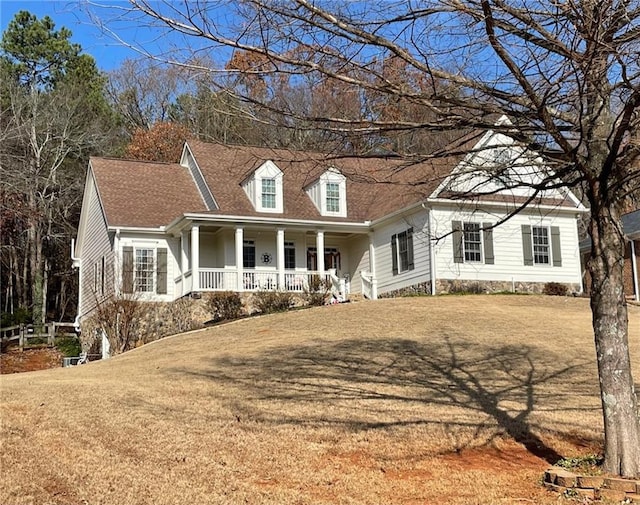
[55,336,82,357]
[302,275,331,306]
[0,11,80,88]
[253,290,294,314]
[205,291,244,322]
[555,454,603,473]
[543,282,569,296]
[1,307,32,327]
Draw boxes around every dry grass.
[1,295,639,505]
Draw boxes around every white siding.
[347,235,370,294]
[430,205,583,286]
[118,232,178,302]
[184,149,216,210]
[373,209,432,294]
[76,170,114,319]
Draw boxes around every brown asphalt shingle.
[89,134,577,229]
[90,158,207,228]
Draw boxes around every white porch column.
[631,239,639,302]
[316,230,325,274]
[368,232,378,300]
[180,230,189,296]
[235,227,244,292]
[191,225,200,292]
[277,228,285,289]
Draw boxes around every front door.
[307,247,341,273]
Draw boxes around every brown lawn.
[1,295,639,505]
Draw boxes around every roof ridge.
[90,156,180,166]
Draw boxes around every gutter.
[166,213,372,235]
[424,197,589,214]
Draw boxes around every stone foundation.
[378,279,582,298]
[378,282,432,299]
[435,279,582,295]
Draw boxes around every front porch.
[171,222,374,300]
[177,268,346,297]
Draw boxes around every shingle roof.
[89,131,577,229]
[90,157,207,228]
[186,136,480,223]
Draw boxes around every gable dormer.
[306,168,347,217]
[242,160,284,213]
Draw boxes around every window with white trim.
[391,228,414,275]
[532,226,550,265]
[135,248,155,292]
[262,178,276,209]
[326,182,340,213]
[122,246,168,295]
[463,223,482,262]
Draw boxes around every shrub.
[253,290,294,314]
[56,336,82,357]
[303,275,331,306]
[205,291,244,322]
[543,282,568,296]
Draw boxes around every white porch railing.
[199,269,239,291]
[361,271,378,300]
[194,268,332,293]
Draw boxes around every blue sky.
[0,1,151,70]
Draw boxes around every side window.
[122,246,168,294]
[522,225,561,267]
[452,221,494,265]
[391,228,414,275]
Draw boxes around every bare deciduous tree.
[87,0,640,476]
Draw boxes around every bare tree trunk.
[588,206,640,477]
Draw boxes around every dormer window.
[306,168,347,217]
[262,178,276,209]
[242,160,283,213]
[326,182,340,212]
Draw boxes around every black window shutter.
[391,234,398,275]
[482,222,494,265]
[521,225,533,266]
[122,246,134,293]
[452,221,463,263]
[407,228,414,271]
[157,248,168,294]
[551,226,562,267]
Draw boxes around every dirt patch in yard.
[0,348,63,374]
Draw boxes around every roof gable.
[90,157,208,228]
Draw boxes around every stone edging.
[544,466,640,502]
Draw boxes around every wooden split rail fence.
[0,323,77,352]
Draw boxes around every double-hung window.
[522,224,561,267]
[326,182,340,213]
[463,223,482,262]
[532,226,550,265]
[452,220,495,265]
[135,248,155,292]
[391,228,414,275]
[262,178,276,209]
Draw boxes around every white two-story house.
[72,120,587,323]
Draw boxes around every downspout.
[426,205,437,295]
[631,238,639,302]
[114,228,121,295]
[70,238,82,331]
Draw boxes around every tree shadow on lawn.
[176,336,598,464]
